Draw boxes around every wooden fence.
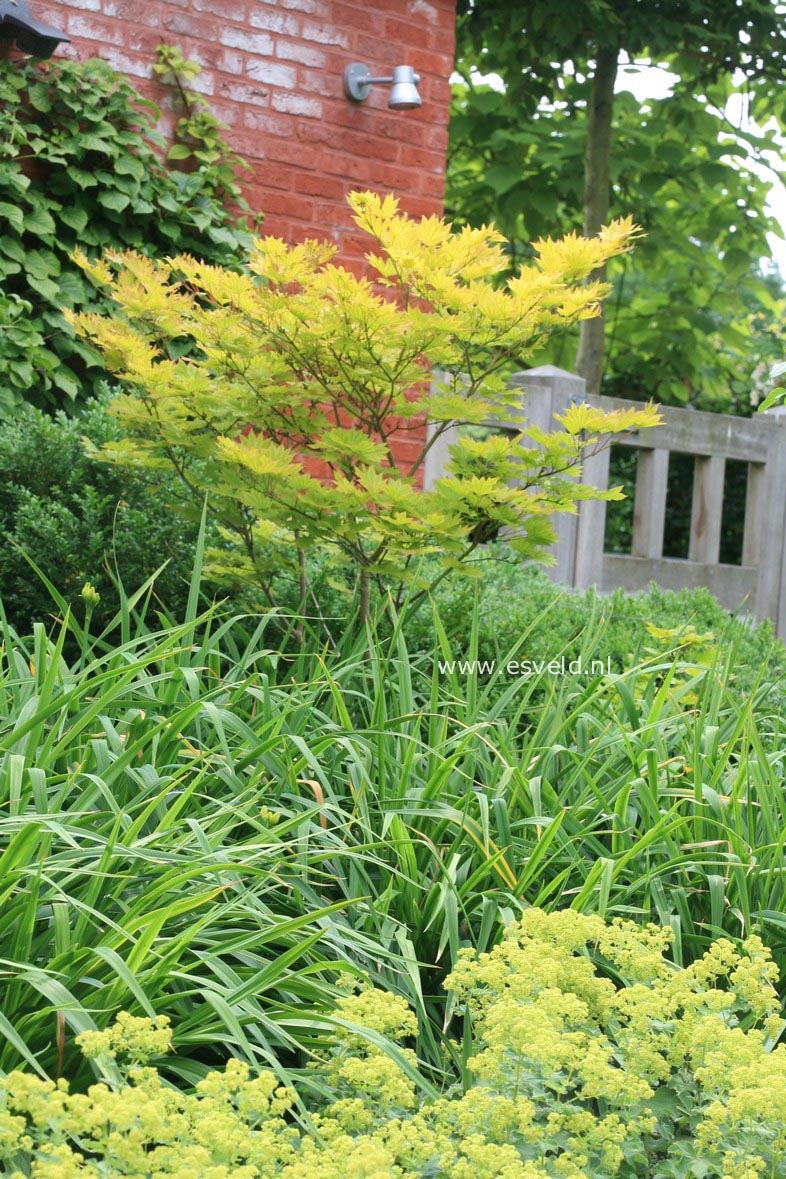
[423,365,786,639]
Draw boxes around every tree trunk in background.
[575,44,619,398]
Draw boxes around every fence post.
[572,443,611,590]
[507,365,587,586]
[424,365,598,587]
[422,417,459,490]
[631,449,669,558]
[689,455,726,564]
[759,405,786,639]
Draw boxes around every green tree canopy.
[450,0,786,406]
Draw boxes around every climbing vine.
[153,43,250,205]
[0,49,260,415]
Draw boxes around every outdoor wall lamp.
[0,0,68,59]
[342,62,421,110]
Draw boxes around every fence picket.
[424,368,786,638]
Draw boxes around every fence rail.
[423,365,786,639]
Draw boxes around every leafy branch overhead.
[70,192,660,618]
[451,0,786,408]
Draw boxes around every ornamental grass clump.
[3,911,786,1178]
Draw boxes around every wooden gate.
[423,365,786,639]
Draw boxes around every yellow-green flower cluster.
[75,1011,172,1062]
[3,911,786,1177]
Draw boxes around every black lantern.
[0,0,68,59]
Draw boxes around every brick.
[280,0,327,11]
[188,71,215,96]
[265,163,301,191]
[202,47,245,74]
[274,38,326,67]
[248,8,299,35]
[395,144,445,172]
[101,47,151,77]
[200,98,242,126]
[373,116,429,147]
[384,16,436,47]
[293,124,346,153]
[295,68,340,99]
[263,137,316,165]
[271,92,322,117]
[246,60,297,88]
[351,33,392,62]
[301,20,349,48]
[220,27,274,54]
[102,0,162,18]
[294,172,346,201]
[258,216,302,242]
[420,172,446,198]
[408,49,456,78]
[67,12,125,43]
[367,163,421,191]
[240,178,268,202]
[155,112,178,138]
[43,0,457,309]
[424,125,449,151]
[313,149,374,181]
[263,191,319,222]
[340,129,401,164]
[191,0,246,14]
[397,195,439,218]
[242,109,291,135]
[411,0,440,22]
[331,2,382,33]
[217,79,271,107]
[161,10,220,38]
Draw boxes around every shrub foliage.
[2,911,785,1177]
[0,397,206,638]
[70,192,659,619]
[0,51,254,415]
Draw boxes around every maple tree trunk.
[575,43,619,398]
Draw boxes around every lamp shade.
[0,0,68,58]
[388,65,421,110]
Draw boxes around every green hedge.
[0,396,208,637]
[271,546,786,701]
[397,549,786,698]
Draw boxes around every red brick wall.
[23,0,456,484]
[32,0,457,258]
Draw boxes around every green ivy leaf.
[78,133,117,156]
[167,144,193,161]
[23,207,57,236]
[51,368,80,399]
[25,249,61,280]
[26,273,61,302]
[0,51,256,414]
[0,234,25,263]
[59,205,89,233]
[68,168,99,190]
[114,155,145,180]
[0,201,24,232]
[97,191,132,213]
